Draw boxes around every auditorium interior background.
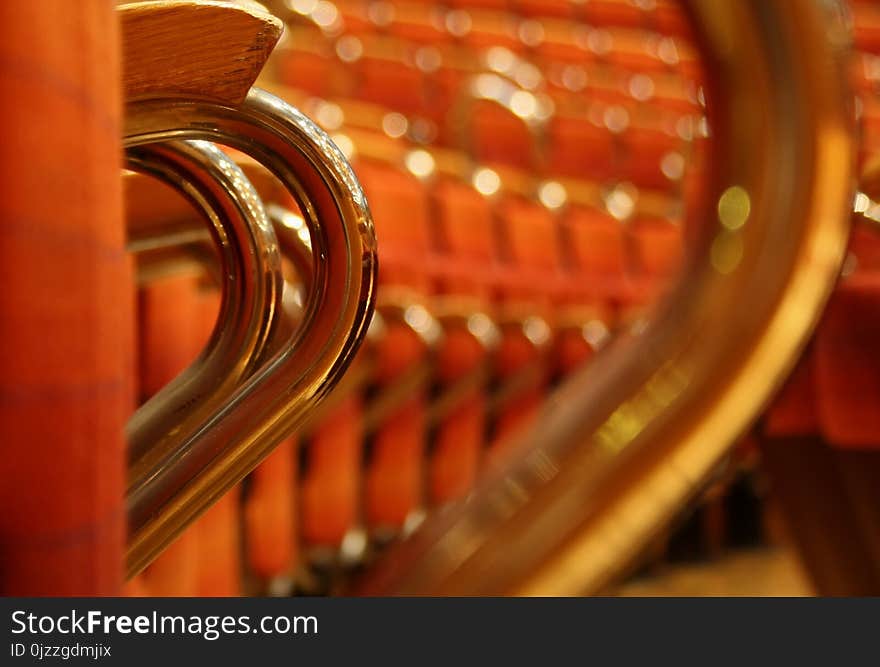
[1,0,879,597]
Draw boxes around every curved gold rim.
[124,89,377,577]
[355,0,855,596]
[125,140,283,464]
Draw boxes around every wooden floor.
[615,548,814,596]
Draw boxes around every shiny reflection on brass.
[125,140,283,465]
[356,0,854,595]
[125,161,316,292]
[266,203,315,292]
[125,88,377,577]
[855,155,880,233]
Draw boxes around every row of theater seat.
[279,0,704,586]
[275,6,704,178]
[758,0,880,594]
[127,0,703,595]
[765,0,880,450]
[127,0,880,595]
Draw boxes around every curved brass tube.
[125,160,315,292]
[355,0,855,595]
[125,140,283,464]
[125,165,318,417]
[125,88,377,577]
[265,203,316,294]
[126,162,313,424]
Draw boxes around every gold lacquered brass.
[126,140,283,464]
[356,0,855,595]
[124,88,376,577]
[119,76,377,578]
[125,158,314,291]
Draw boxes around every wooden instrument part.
[120,1,283,104]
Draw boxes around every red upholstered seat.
[630,216,684,280]
[430,328,487,503]
[135,276,204,596]
[494,194,564,301]
[358,57,427,112]
[360,160,434,530]
[276,50,334,97]
[469,102,537,170]
[193,489,242,596]
[244,438,297,579]
[357,159,434,290]
[365,323,430,528]
[426,177,495,504]
[430,176,497,295]
[766,225,880,450]
[546,114,617,180]
[517,0,576,19]
[489,327,548,459]
[258,0,715,586]
[852,1,880,55]
[621,127,685,190]
[815,272,880,449]
[562,205,629,290]
[585,1,648,30]
[652,0,696,38]
[764,346,820,438]
[301,394,364,545]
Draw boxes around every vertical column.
[0,2,128,595]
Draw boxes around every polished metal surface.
[124,88,377,577]
[125,167,316,291]
[266,202,316,293]
[356,0,856,595]
[125,140,283,465]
